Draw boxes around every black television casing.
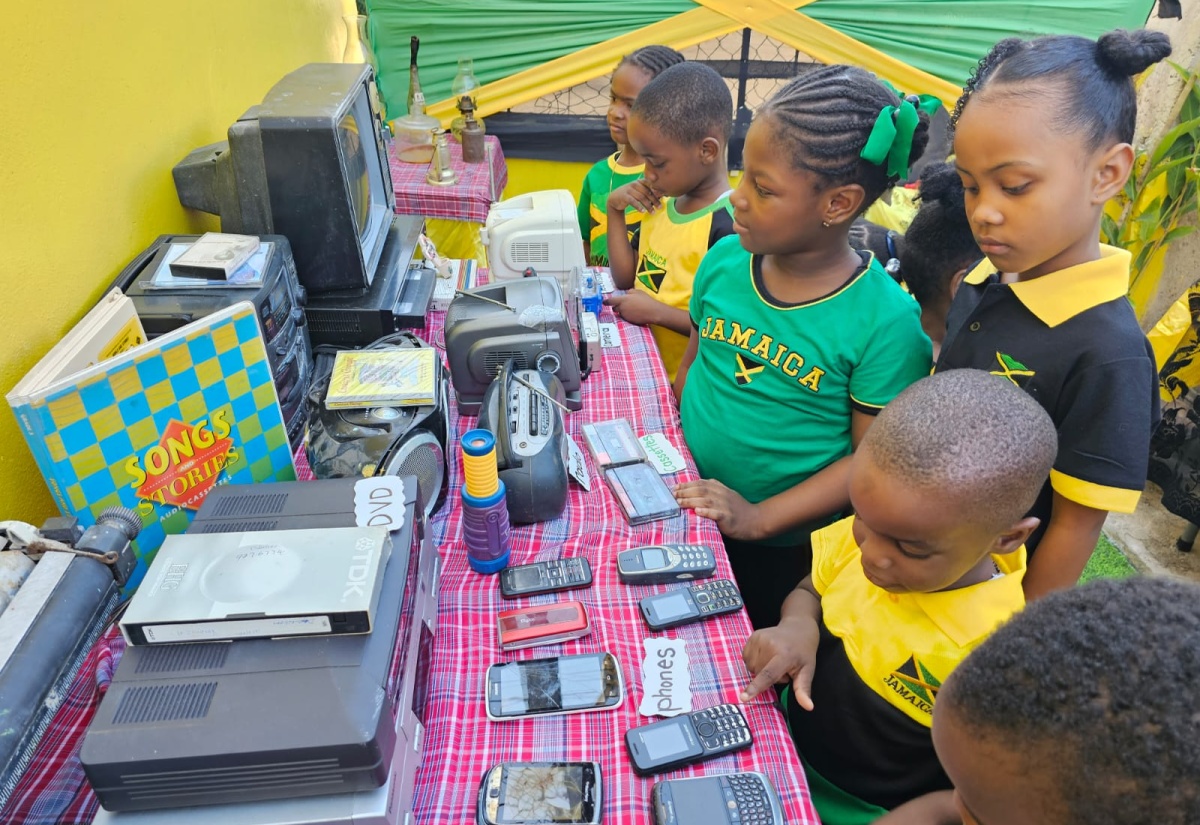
[174,63,394,295]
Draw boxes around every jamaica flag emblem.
[990,351,1035,387]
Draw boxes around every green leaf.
[1150,116,1200,167]
[1134,244,1155,275]
[1133,197,1164,232]
[1163,225,1198,245]
[1100,213,1120,245]
[1168,163,1188,201]
[1145,155,1195,185]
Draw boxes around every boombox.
[305,332,450,520]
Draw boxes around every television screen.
[174,64,397,295]
[339,83,390,272]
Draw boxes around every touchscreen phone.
[477,761,602,825]
[486,652,623,721]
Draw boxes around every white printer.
[481,189,587,285]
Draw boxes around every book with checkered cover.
[6,300,297,590]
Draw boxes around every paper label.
[596,269,616,293]
[639,433,686,475]
[599,323,621,349]
[142,614,332,644]
[565,434,591,491]
[639,637,692,717]
[353,476,407,532]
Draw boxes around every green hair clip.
[861,85,941,180]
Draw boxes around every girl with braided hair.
[937,28,1171,600]
[576,45,684,266]
[672,65,933,630]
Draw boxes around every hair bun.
[1097,29,1172,76]
[917,162,965,212]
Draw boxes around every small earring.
[822,220,831,228]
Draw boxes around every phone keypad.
[692,703,751,753]
[543,558,591,587]
[668,544,716,571]
[692,579,744,616]
[722,774,774,825]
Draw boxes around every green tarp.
[367,0,1155,123]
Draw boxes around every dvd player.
[82,476,439,823]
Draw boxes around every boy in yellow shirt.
[605,62,734,382]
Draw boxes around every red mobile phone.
[497,601,590,652]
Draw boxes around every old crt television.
[174,63,394,295]
[481,189,586,285]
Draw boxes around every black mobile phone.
[485,652,624,721]
[500,558,593,599]
[639,579,744,631]
[616,544,716,585]
[477,761,602,825]
[625,703,752,775]
[651,772,784,825]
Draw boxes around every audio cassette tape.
[604,462,681,526]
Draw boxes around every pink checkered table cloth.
[1,304,818,825]
[388,134,507,224]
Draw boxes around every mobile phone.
[485,652,624,721]
[500,558,593,599]
[651,772,784,825]
[639,580,744,631]
[477,761,602,825]
[498,601,591,652]
[617,544,717,585]
[625,703,752,775]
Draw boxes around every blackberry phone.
[486,652,623,721]
[625,703,752,775]
[500,558,593,599]
[477,761,602,825]
[652,772,784,825]
[616,544,716,585]
[639,580,744,631]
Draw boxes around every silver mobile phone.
[477,761,602,825]
[485,652,623,721]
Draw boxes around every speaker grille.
[112,683,217,725]
[134,644,229,674]
[384,434,445,521]
[207,492,288,517]
[484,351,528,375]
[191,519,280,533]
[512,241,550,263]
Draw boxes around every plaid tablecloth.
[388,135,507,224]
[1,302,818,825]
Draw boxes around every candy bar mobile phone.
[485,652,623,721]
[477,761,602,825]
[500,558,593,599]
[652,772,784,825]
[625,703,752,775]
[639,579,744,631]
[497,601,590,652]
[616,544,716,585]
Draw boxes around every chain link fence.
[511,29,818,117]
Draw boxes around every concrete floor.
[1104,482,1200,581]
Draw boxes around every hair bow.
[860,88,941,180]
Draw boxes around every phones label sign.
[639,637,692,717]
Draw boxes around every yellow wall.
[1,1,351,523]
[505,158,593,200]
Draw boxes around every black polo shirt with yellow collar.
[936,245,1159,547]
